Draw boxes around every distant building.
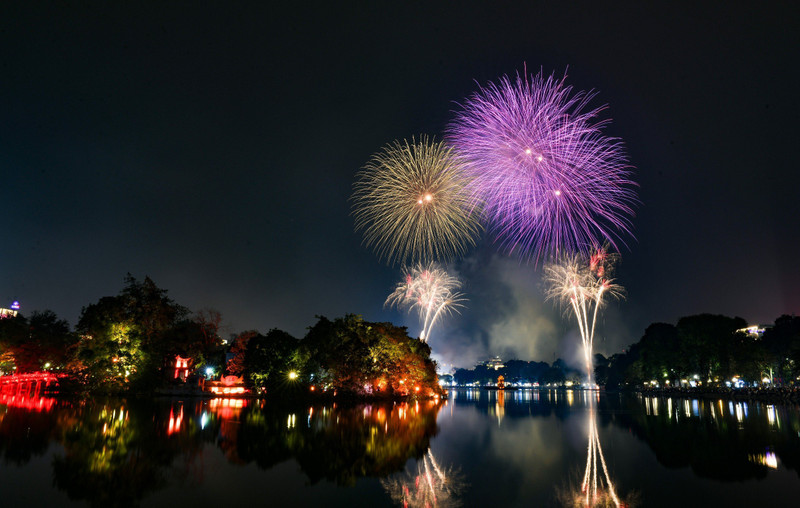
[478,356,505,370]
[0,301,20,319]
[737,324,772,338]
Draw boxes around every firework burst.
[386,262,465,343]
[544,247,623,384]
[448,70,637,261]
[352,136,481,266]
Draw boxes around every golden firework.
[352,136,481,266]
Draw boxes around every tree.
[636,323,680,382]
[72,275,189,391]
[676,314,747,381]
[243,329,299,392]
[0,310,75,373]
[762,315,800,384]
[227,330,258,376]
[295,315,443,398]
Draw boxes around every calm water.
[1,389,798,507]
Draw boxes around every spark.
[352,136,482,266]
[386,262,465,343]
[544,246,623,385]
[448,69,637,262]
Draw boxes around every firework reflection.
[382,449,465,508]
[556,398,638,508]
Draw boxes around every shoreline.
[633,386,800,405]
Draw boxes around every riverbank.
[637,386,800,405]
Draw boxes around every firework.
[386,262,465,343]
[352,136,481,266]
[544,247,623,384]
[448,70,637,261]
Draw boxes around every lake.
[1,388,798,507]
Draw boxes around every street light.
[288,371,298,380]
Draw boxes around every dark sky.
[2,2,798,369]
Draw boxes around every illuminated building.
[205,375,247,395]
[0,301,20,319]
[173,356,191,381]
[478,356,505,370]
[736,324,771,338]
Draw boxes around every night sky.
[2,3,798,369]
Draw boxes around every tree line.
[0,275,443,397]
[449,313,800,388]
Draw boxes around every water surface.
[1,389,798,506]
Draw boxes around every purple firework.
[448,70,637,261]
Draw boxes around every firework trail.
[352,136,482,266]
[544,247,623,385]
[382,450,465,508]
[386,262,465,343]
[448,70,637,261]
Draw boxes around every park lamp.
[288,371,298,381]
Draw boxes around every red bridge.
[0,372,64,396]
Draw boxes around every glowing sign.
[10,301,20,310]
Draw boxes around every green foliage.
[243,329,299,393]
[72,275,193,392]
[609,314,800,387]
[294,315,443,398]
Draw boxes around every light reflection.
[749,449,779,469]
[382,450,464,507]
[0,392,57,411]
[495,389,505,425]
[557,399,633,507]
[767,405,778,428]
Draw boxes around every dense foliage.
[3,274,797,393]
[233,315,444,398]
[603,313,800,388]
[0,276,443,398]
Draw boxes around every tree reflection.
[52,401,170,507]
[382,449,465,508]
[621,395,800,481]
[236,400,443,486]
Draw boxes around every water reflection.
[631,394,800,481]
[556,397,635,508]
[0,393,444,505]
[2,390,800,506]
[382,449,465,507]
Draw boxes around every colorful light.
[352,136,482,265]
[544,247,623,384]
[448,70,637,261]
[385,262,465,343]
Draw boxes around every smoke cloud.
[432,252,563,370]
